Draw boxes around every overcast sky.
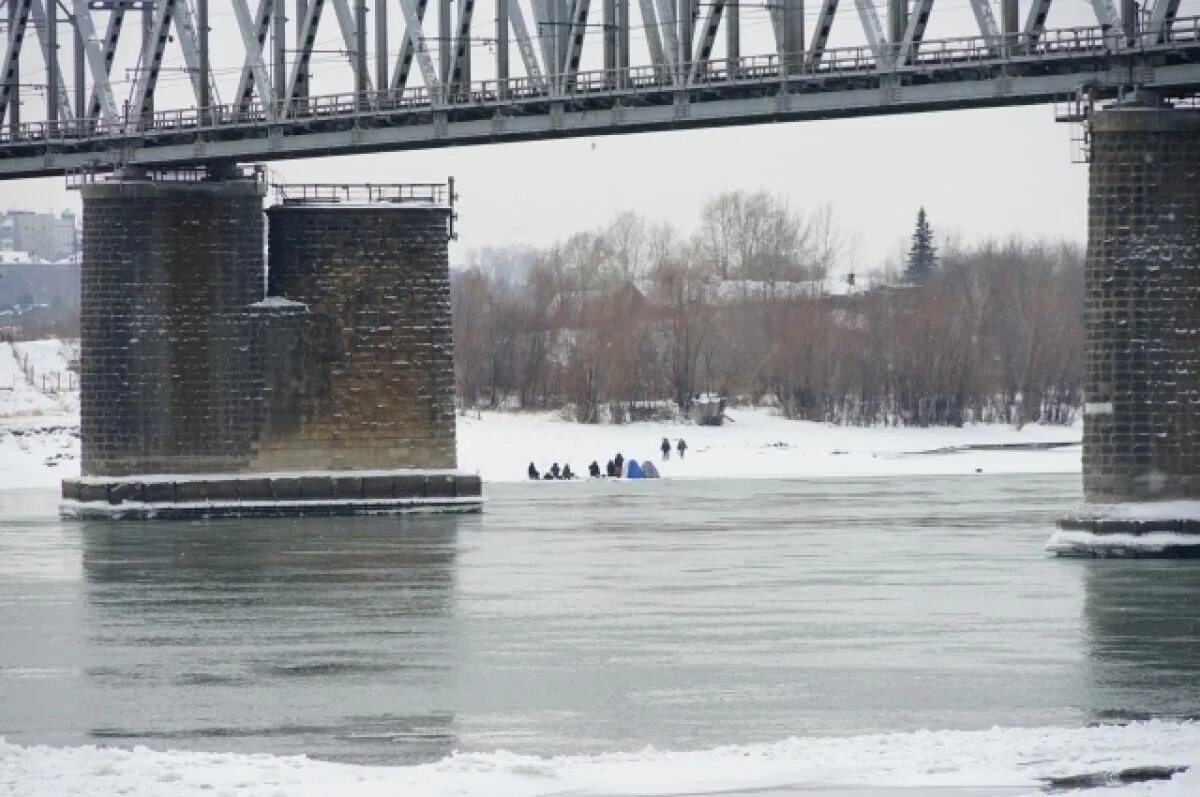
[0,0,1119,272]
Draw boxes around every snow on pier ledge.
[1049,500,1200,558]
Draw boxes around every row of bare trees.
[451,191,1084,427]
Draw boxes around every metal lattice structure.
[0,0,1199,178]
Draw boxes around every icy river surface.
[2,474,1199,769]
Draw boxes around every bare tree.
[449,194,1084,428]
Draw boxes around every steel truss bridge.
[0,0,1199,179]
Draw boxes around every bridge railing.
[65,162,266,189]
[272,182,450,206]
[1,15,1198,149]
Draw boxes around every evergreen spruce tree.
[904,207,937,284]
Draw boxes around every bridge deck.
[2,19,1200,179]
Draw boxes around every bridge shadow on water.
[1082,560,1200,726]
[77,513,475,764]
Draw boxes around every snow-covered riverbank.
[458,407,1080,483]
[0,339,80,490]
[0,339,1082,491]
[2,721,1197,797]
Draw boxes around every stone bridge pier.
[1052,102,1200,556]
[62,168,482,519]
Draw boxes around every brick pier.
[1053,104,1200,556]
[64,171,481,519]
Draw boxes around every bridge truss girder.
[0,0,1199,178]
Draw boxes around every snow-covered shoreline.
[0,338,80,490]
[0,407,1083,491]
[0,338,1083,492]
[2,720,1197,797]
[458,408,1081,484]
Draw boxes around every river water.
[1,474,1199,771]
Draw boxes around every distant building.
[1,209,78,262]
[0,250,37,264]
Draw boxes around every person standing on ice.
[677,439,687,459]
[562,464,575,480]
[660,438,671,461]
[614,453,624,475]
[550,462,562,479]
[589,461,601,478]
[527,462,540,480]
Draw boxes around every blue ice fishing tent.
[626,460,643,479]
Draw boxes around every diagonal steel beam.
[30,0,74,120]
[690,0,725,81]
[725,0,738,69]
[394,0,443,100]
[0,0,33,127]
[75,7,85,119]
[679,0,694,75]
[561,0,591,88]
[654,0,679,75]
[285,0,326,114]
[853,0,889,65]
[392,0,432,92]
[530,0,556,89]
[87,2,126,120]
[807,0,837,66]
[173,0,220,108]
[332,0,374,92]
[780,0,802,74]
[555,0,568,75]
[1145,0,1182,43]
[1089,0,1120,30]
[1089,0,1122,47]
[449,0,477,90]
[898,0,935,64]
[768,4,782,50]
[127,0,176,131]
[70,0,120,124]
[1022,0,1053,45]
[507,0,546,89]
[233,0,276,120]
[637,0,672,82]
[968,0,1001,44]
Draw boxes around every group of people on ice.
[527,462,576,480]
[526,437,688,481]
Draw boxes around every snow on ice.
[2,721,1199,797]
[0,339,1083,491]
[456,408,1081,483]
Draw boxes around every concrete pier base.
[61,471,482,520]
[1052,102,1200,556]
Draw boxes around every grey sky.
[1,105,1088,273]
[0,0,1129,270]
